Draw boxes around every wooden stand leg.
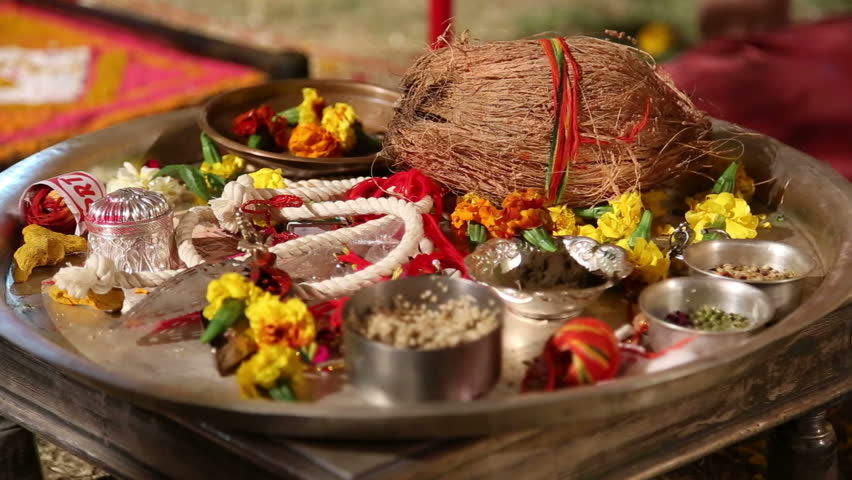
[0,416,42,480]
[768,409,843,480]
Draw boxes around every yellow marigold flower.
[249,168,286,189]
[736,166,756,202]
[577,224,606,243]
[203,272,263,320]
[321,103,358,153]
[637,22,674,57]
[288,124,341,158]
[245,293,316,348]
[297,87,324,125]
[641,190,670,219]
[450,193,500,230]
[547,204,577,236]
[236,345,305,399]
[656,223,676,237]
[598,191,643,241]
[615,237,670,284]
[200,154,245,180]
[685,192,760,241]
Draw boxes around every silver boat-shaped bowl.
[639,276,775,355]
[343,276,504,405]
[683,239,816,318]
[465,236,633,321]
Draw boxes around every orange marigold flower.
[492,189,547,238]
[288,124,341,158]
[450,193,500,231]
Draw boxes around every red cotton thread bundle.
[24,185,76,234]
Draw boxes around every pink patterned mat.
[0,3,265,165]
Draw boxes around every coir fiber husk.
[386,35,714,206]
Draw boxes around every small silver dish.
[639,276,775,355]
[343,276,503,405]
[465,236,633,321]
[682,239,816,318]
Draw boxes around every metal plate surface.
[2,109,852,439]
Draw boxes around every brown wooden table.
[0,299,848,479]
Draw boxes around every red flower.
[232,105,274,137]
[268,115,290,149]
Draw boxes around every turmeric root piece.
[48,285,125,312]
[12,224,88,282]
[22,224,87,253]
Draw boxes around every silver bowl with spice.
[682,239,816,318]
[639,276,775,355]
[465,236,633,321]
[343,276,503,405]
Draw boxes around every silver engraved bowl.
[465,236,633,321]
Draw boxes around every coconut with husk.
[385,34,713,207]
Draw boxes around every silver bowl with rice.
[465,236,633,321]
[343,276,504,405]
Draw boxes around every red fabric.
[665,17,852,179]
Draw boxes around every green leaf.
[204,173,226,198]
[200,298,245,343]
[711,162,738,194]
[154,164,210,202]
[268,381,296,401]
[274,106,300,125]
[628,210,654,248]
[200,132,223,165]
[703,215,728,241]
[247,134,264,149]
[467,222,487,251]
[354,123,383,152]
[522,227,558,252]
[574,205,613,219]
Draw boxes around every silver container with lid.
[85,188,176,273]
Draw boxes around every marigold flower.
[236,345,305,399]
[245,293,316,349]
[321,103,358,153]
[641,190,670,219]
[597,191,643,241]
[685,192,760,241]
[249,168,286,189]
[736,166,756,202]
[297,88,325,125]
[203,272,263,320]
[200,154,245,180]
[615,237,670,284]
[450,193,500,231]
[577,224,606,243]
[492,189,546,238]
[288,124,342,158]
[547,205,578,236]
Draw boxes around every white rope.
[56,177,433,301]
[210,174,369,233]
[53,255,180,298]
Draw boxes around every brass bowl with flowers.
[198,79,399,178]
[465,236,633,321]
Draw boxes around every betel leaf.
[154,164,210,202]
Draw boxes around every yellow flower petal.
[249,168,287,189]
